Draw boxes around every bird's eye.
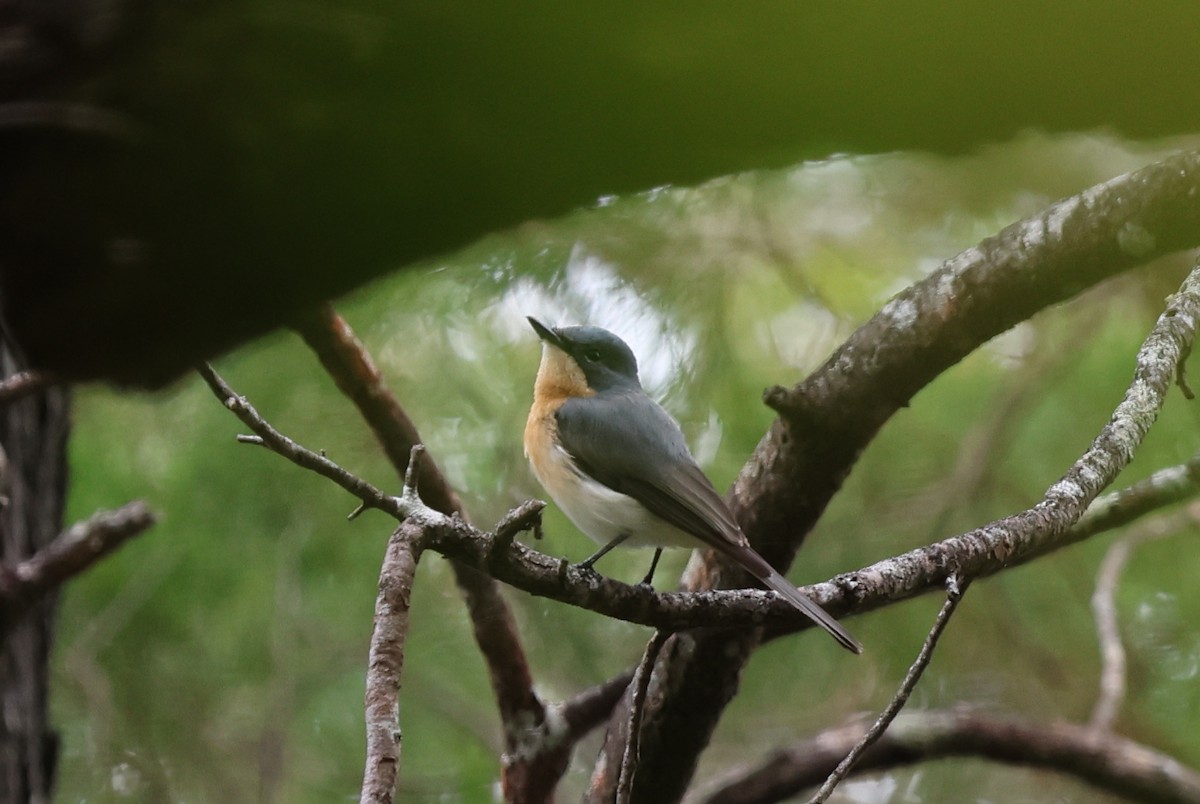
[583,348,602,363]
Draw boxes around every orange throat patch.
[525,344,590,468]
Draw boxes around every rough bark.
[0,340,69,803]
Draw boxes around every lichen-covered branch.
[774,267,1200,629]
[617,151,1200,801]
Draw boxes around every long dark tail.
[760,568,862,653]
[702,530,862,653]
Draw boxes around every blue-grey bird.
[523,317,861,653]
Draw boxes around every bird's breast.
[524,404,695,549]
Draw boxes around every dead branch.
[807,577,969,804]
[290,306,555,801]
[197,363,397,516]
[0,501,156,631]
[691,708,1200,804]
[360,521,424,804]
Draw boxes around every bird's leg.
[639,548,663,587]
[577,532,631,572]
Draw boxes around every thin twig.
[1089,502,1200,731]
[616,630,671,803]
[806,576,970,804]
[197,363,408,520]
[1090,538,1133,734]
[0,501,157,627]
[360,522,425,804]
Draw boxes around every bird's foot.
[572,558,602,577]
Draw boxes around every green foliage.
[58,133,1200,802]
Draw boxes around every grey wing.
[558,392,862,653]
[555,392,764,565]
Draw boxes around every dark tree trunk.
[0,334,70,803]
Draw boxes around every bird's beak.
[527,316,567,350]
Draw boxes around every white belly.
[531,442,697,550]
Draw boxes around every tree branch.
[1072,450,1200,538]
[288,306,553,800]
[772,266,1200,632]
[616,631,671,804]
[360,521,424,804]
[691,708,1200,804]
[197,363,397,515]
[612,152,1200,802]
[202,267,1200,802]
[200,359,1200,634]
[0,501,156,632]
[807,577,969,804]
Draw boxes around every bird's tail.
[760,569,862,654]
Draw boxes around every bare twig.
[197,363,403,518]
[807,577,970,804]
[1089,503,1200,731]
[616,631,671,804]
[691,707,1200,804]
[0,501,156,623]
[360,522,425,804]
[289,306,554,800]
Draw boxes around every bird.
[523,316,862,653]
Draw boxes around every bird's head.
[527,316,641,397]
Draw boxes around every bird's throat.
[533,345,593,402]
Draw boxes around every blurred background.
[56,132,1200,801]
